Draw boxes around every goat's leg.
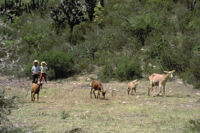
[90,88,93,98]
[134,88,136,95]
[37,93,39,102]
[153,86,158,97]
[163,85,166,96]
[157,84,162,96]
[131,89,134,95]
[103,92,105,99]
[32,93,36,102]
[97,91,100,99]
[156,86,160,95]
[159,85,162,95]
[148,86,152,96]
[148,87,150,96]
[127,88,130,95]
[93,90,97,98]
[31,92,33,101]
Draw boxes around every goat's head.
[164,70,175,78]
[102,90,106,98]
[38,83,43,89]
[132,79,139,86]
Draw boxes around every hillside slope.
[0,0,200,88]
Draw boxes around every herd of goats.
[30,70,175,102]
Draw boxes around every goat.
[148,70,175,96]
[90,80,106,99]
[127,80,138,95]
[31,83,43,102]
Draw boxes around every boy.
[32,60,40,83]
[40,61,48,83]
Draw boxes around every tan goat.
[31,83,43,102]
[148,70,175,96]
[127,80,138,95]
[90,80,106,99]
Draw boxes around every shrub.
[114,57,142,81]
[0,88,23,132]
[98,63,114,82]
[24,63,33,78]
[39,51,76,80]
[98,56,142,82]
[122,12,164,46]
[145,38,186,73]
[187,56,200,89]
[184,119,200,133]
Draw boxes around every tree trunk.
[186,0,196,10]
[69,25,74,44]
[100,0,104,7]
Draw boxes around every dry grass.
[4,77,200,133]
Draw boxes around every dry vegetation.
[2,76,200,133]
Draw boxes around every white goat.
[148,70,175,96]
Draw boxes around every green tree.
[93,2,104,35]
[85,0,96,21]
[50,0,87,43]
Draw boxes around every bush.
[39,51,76,80]
[114,57,142,81]
[98,56,142,82]
[0,88,23,132]
[184,119,200,133]
[98,63,114,82]
[24,63,33,78]
[186,56,200,89]
[145,39,187,73]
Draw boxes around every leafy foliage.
[0,88,23,132]
[50,0,87,34]
[85,0,97,21]
[98,56,142,82]
[0,0,200,88]
[38,51,76,80]
[0,0,48,22]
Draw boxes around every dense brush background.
[0,0,200,132]
[0,0,200,86]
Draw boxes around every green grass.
[6,79,200,133]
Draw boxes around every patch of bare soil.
[0,76,30,89]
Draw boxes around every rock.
[196,92,200,96]
[178,81,183,84]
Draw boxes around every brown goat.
[31,83,43,102]
[127,80,138,95]
[90,80,106,99]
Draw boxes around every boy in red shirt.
[39,61,48,83]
